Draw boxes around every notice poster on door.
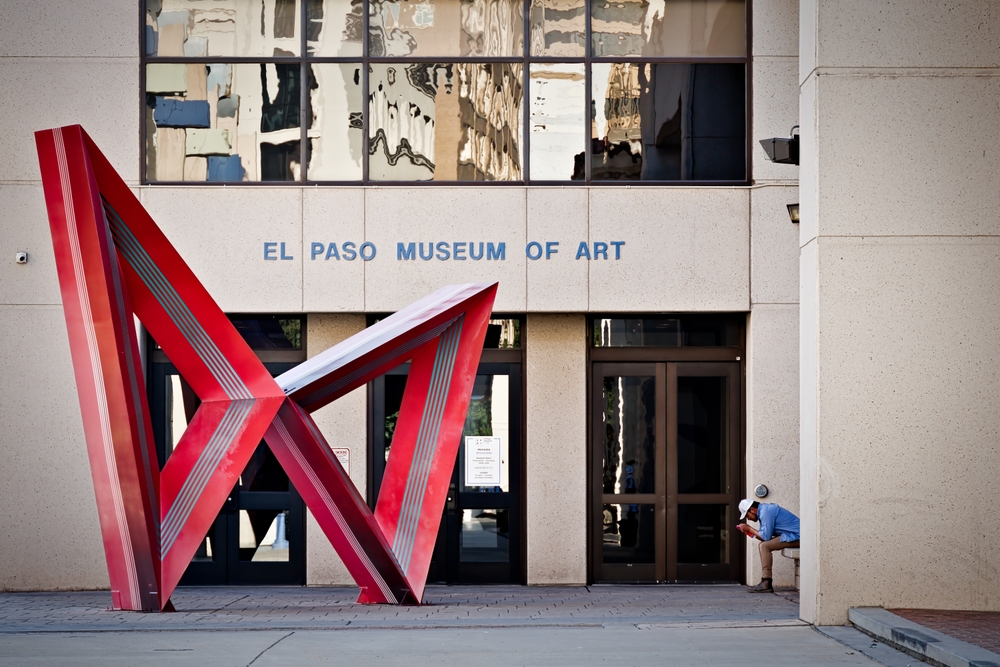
[464,436,502,486]
[332,447,350,476]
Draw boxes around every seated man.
[737,498,800,593]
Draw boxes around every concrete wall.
[304,315,368,585]
[0,0,802,593]
[525,315,588,584]
[745,0,801,589]
[0,0,139,591]
[799,0,1000,624]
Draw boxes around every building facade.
[6,0,995,625]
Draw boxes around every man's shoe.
[747,579,773,593]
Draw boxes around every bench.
[781,548,800,590]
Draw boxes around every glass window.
[529,63,586,181]
[591,63,745,181]
[677,504,729,564]
[601,374,656,494]
[369,63,523,181]
[591,0,745,58]
[592,316,741,347]
[143,0,748,183]
[602,503,655,564]
[677,376,727,494]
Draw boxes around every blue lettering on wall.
[487,242,505,261]
[395,242,505,261]
[273,240,621,262]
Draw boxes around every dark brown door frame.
[588,343,745,584]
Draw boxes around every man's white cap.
[739,498,754,520]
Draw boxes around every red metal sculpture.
[36,125,497,610]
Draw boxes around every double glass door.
[150,361,306,586]
[371,361,522,584]
[592,362,742,582]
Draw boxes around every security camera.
[15,252,27,264]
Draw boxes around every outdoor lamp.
[786,204,799,223]
[759,126,799,165]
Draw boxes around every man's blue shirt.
[757,503,799,542]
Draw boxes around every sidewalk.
[0,584,801,633]
[0,585,920,667]
[850,607,1000,667]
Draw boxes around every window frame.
[140,1,752,186]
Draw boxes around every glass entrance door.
[592,362,742,582]
[149,362,306,586]
[371,362,522,584]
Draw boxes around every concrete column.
[0,0,140,591]
[304,314,368,585]
[525,314,587,584]
[800,0,1000,624]
[747,0,801,589]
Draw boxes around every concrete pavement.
[0,585,919,666]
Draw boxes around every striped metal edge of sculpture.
[35,124,497,611]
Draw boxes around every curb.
[849,607,1000,667]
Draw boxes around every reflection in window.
[143,0,748,183]
[602,375,655,494]
[369,63,523,181]
[145,0,302,58]
[460,509,510,561]
[591,0,745,57]
[370,0,523,57]
[593,316,741,347]
[308,0,364,56]
[529,63,586,181]
[485,319,521,348]
[146,63,308,181]
[309,64,364,180]
[591,63,745,181]
[603,503,655,563]
[530,0,585,56]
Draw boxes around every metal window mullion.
[300,0,309,183]
[584,0,592,185]
[522,0,530,183]
[363,0,371,184]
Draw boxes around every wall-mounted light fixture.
[759,126,799,166]
[786,204,799,223]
